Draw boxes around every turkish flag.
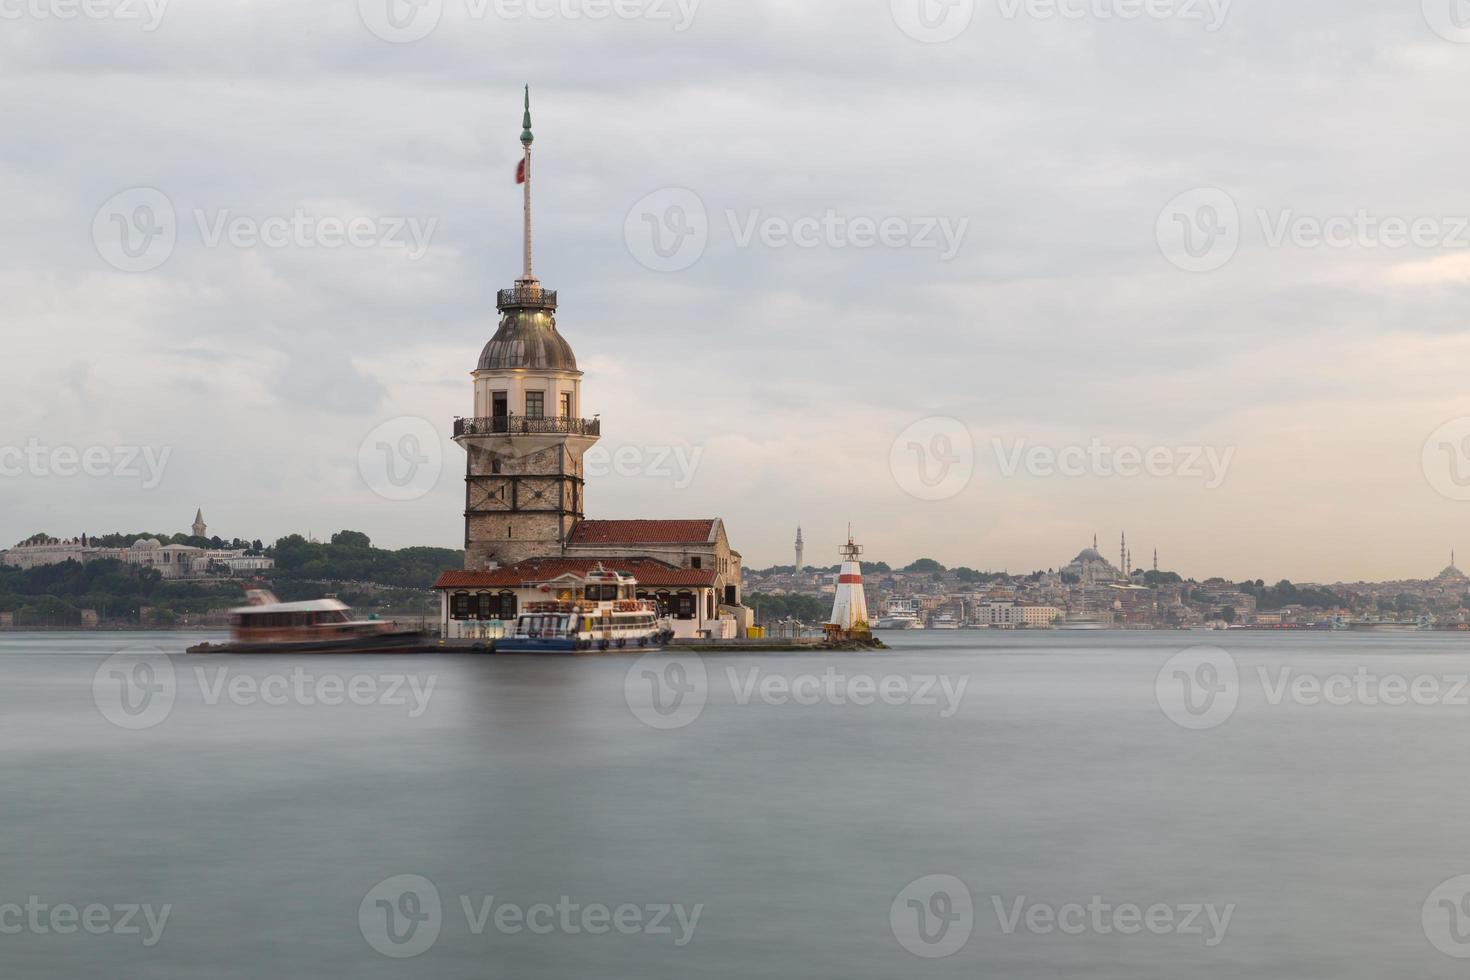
[515,159,527,184]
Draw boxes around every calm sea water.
[5,628,1470,978]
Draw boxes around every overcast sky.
[5,0,1470,582]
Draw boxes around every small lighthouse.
[828,529,870,634]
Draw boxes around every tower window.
[690,556,702,570]
[560,392,573,418]
[526,391,544,418]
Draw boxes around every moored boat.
[496,568,673,653]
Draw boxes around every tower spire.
[520,85,535,285]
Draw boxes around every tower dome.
[476,287,578,373]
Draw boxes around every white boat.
[497,568,673,653]
[929,613,960,630]
[875,598,920,630]
[188,589,427,653]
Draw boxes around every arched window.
[451,593,473,620]
[498,592,518,619]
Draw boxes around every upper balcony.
[454,415,600,439]
[497,285,558,310]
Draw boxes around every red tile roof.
[568,520,717,546]
[434,558,718,590]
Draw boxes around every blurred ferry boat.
[875,598,920,630]
[496,568,673,654]
[187,589,428,654]
[929,613,960,630]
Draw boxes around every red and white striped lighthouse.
[828,530,870,632]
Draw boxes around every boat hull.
[187,631,430,655]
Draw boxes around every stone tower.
[453,89,600,570]
[794,525,804,574]
[192,509,206,538]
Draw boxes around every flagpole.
[521,85,535,286]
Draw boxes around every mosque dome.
[1073,548,1107,564]
[476,285,578,374]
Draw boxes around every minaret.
[795,526,805,574]
[453,89,600,570]
[1153,548,1159,573]
[1120,532,1127,575]
[192,509,206,538]
[828,529,870,632]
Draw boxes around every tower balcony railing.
[497,285,558,310]
[454,415,600,439]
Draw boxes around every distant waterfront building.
[433,93,750,637]
[0,535,271,579]
[1064,535,1123,585]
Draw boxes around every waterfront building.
[432,93,750,638]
